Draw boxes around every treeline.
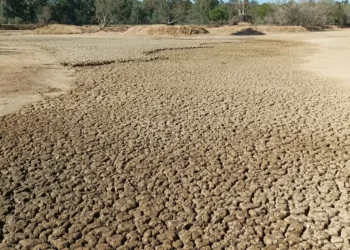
[0,0,350,27]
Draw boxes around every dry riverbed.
[1,31,350,250]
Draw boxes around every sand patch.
[0,45,73,116]
[302,30,350,84]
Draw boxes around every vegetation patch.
[208,25,309,35]
[0,24,43,30]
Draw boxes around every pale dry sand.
[1,30,350,250]
[303,33,350,83]
[0,45,73,116]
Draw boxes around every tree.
[129,1,149,24]
[73,0,96,25]
[37,6,51,24]
[255,3,272,19]
[155,0,190,25]
[193,0,219,23]
[49,0,95,25]
[0,0,349,27]
[2,0,27,22]
[0,0,6,23]
[95,0,119,28]
[333,2,349,26]
[209,6,228,24]
[250,3,273,24]
[237,0,249,21]
[0,0,49,23]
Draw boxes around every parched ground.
[1,31,350,250]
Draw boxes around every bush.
[209,7,228,24]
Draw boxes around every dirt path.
[0,45,73,116]
[1,32,350,250]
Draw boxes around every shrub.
[209,7,228,24]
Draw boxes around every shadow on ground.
[232,28,265,36]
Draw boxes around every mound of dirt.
[102,25,130,33]
[0,24,44,30]
[208,25,309,35]
[124,25,149,35]
[305,26,324,31]
[259,26,309,32]
[148,25,209,36]
[125,25,209,36]
[33,24,99,35]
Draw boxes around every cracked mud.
[1,32,350,250]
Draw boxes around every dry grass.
[32,24,99,35]
[208,25,309,35]
[125,25,209,36]
[33,24,131,35]
[102,25,130,33]
[0,24,44,30]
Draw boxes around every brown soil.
[1,30,350,250]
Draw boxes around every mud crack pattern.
[1,40,350,250]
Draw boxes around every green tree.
[74,0,95,25]
[49,0,95,25]
[1,0,49,23]
[333,2,349,26]
[2,0,27,22]
[209,6,228,23]
[0,0,6,23]
[193,0,219,23]
[118,0,134,23]
[250,3,273,23]
[255,3,273,19]
[129,0,149,24]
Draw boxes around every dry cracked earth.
[1,32,350,250]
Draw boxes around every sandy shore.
[1,30,350,249]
